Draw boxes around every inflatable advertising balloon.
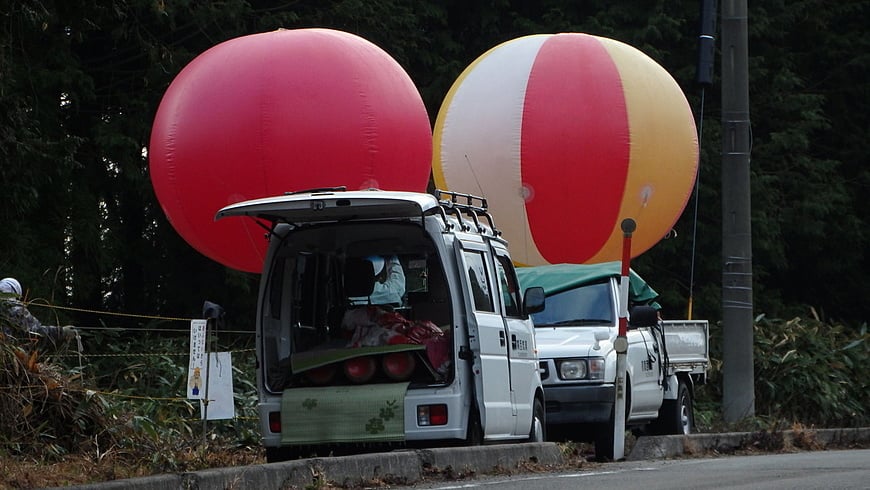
[433,33,698,266]
[150,29,432,273]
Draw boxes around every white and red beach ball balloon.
[433,33,699,266]
[149,29,432,273]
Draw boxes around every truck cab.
[217,188,545,461]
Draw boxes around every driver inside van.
[350,255,405,306]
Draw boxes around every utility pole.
[720,0,755,421]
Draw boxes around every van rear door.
[216,189,438,223]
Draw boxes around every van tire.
[265,446,301,463]
[466,408,483,445]
[527,397,546,442]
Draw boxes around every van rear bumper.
[542,384,615,425]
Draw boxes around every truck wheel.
[596,375,630,460]
[658,379,693,435]
[593,413,616,461]
[527,398,546,442]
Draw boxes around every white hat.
[366,256,385,276]
[0,277,22,296]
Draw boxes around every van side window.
[463,251,494,312]
[495,255,521,317]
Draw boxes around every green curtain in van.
[280,382,410,445]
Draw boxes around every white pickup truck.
[217,188,546,461]
[516,263,708,460]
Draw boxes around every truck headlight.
[557,360,587,380]
[587,358,605,380]
[556,358,605,381]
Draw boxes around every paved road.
[393,449,870,490]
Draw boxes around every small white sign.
[200,351,235,421]
[187,319,207,399]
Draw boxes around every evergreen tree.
[0,0,867,328]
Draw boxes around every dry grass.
[0,337,261,489]
[0,447,265,489]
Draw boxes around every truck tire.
[593,412,616,461]
[596,375,631,460]
[657,379,693,435]
[527,397,546,442]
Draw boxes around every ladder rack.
[434,189,500,236]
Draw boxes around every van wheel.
[527,398,546,442]
[265,446,301,463]
[466,408,483,445]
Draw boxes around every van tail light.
[417,404,448,426]
[269,411,281,433]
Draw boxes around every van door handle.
[499,331,506,347]
[459,345,474,361]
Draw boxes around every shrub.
[698,313,868,429]
[59,326,261,471]
[1,320,259,475]
[0,337,111,460]
[753,316,868,426]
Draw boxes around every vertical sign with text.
[187,319,207,399]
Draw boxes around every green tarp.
[280,383,409,445]
[516,261,659,305]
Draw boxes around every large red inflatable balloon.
[433,33,698,266]
[150,29,432,272]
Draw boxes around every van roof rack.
[434,189,500,236]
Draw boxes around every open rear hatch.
[215,189,439,224]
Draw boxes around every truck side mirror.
[629,305,659,328]
[523,286,545,315]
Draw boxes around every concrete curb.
[56,443,564,490]
[53,428,869,489]
[626,427,870,461]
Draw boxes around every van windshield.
[531,281,614,327]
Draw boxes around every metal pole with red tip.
[612,218,636,460]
